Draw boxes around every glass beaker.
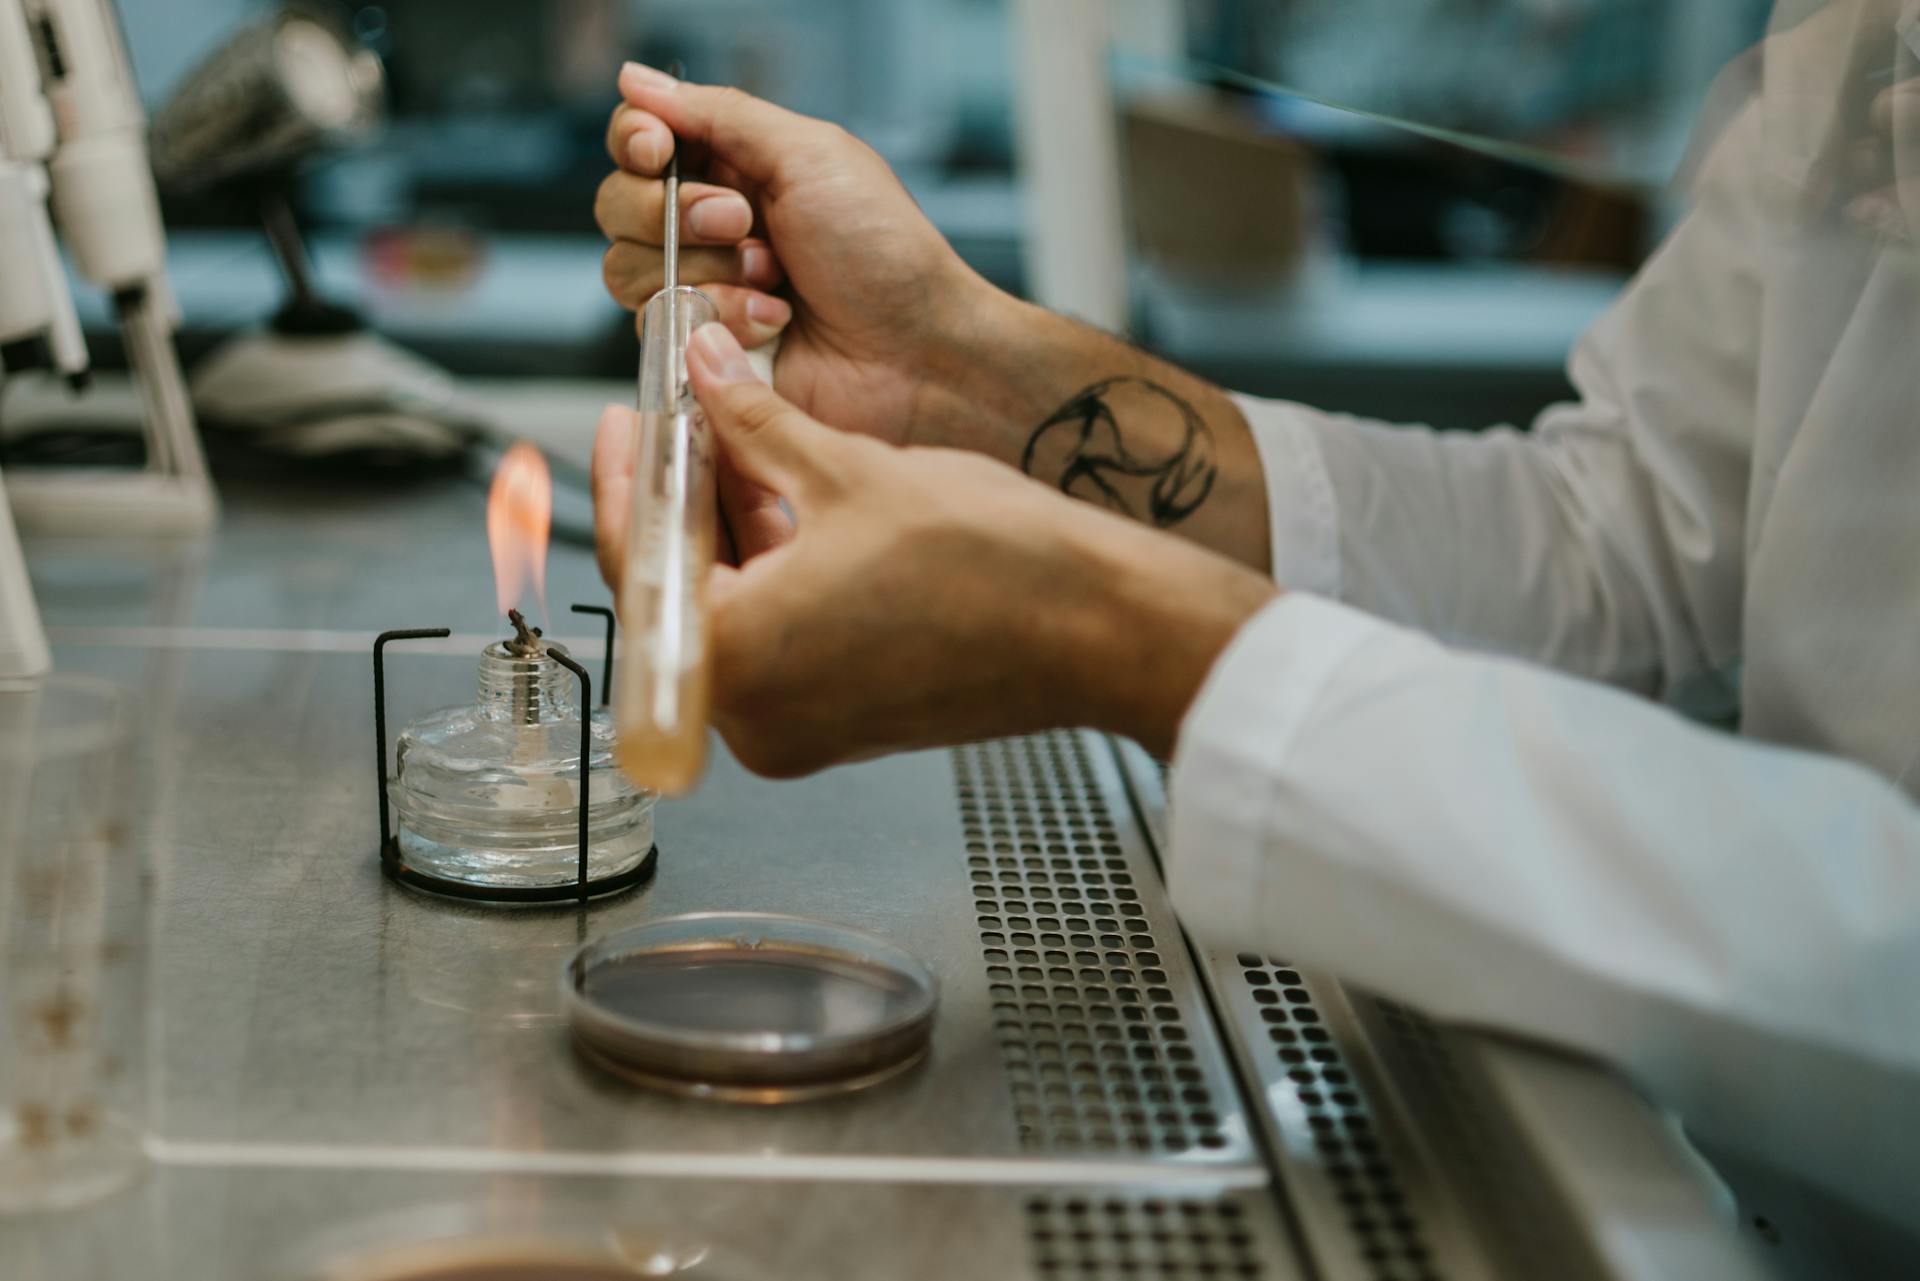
[0,674,147,1212]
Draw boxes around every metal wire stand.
[372,603,654,905]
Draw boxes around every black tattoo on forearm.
[1021,376,1218,527]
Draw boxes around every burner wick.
[505,608,545,658]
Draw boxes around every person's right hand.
[597,63,1003,447]
[673,323,1278,775]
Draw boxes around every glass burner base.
[392,827,652,891]
[384,638,658,899]
[382,839,656,905]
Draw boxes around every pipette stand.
[5,290,217,538]
[0,463,49,678]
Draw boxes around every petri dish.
[561,912,938,1103]
[313,1240,658,1281]
[283,1204,718,1281]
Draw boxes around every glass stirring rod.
[614,88,721,796]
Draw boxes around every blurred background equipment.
[0,0,1783,677]
[152,4,490,463]
[0,0,212,543]
[148,2,380,190]
[0,0,61,676]
[93,0,1772,430]
[0,489,45,677]
[0,0,214,677]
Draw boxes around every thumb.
[687,322,840,503]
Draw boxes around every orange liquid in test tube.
[614,285,718,795]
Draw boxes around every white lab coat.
[1166,1,1920,1271]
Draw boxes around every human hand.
[597,66,1278,573]
[597,63,1010,447]
[621,324,1279,776]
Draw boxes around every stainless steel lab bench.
[1,394,1774,1280]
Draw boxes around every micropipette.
[614,84,720,796]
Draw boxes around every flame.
[487,442,552,618]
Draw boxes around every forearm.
[1037,504,1280,758]
[915,291,1274,573]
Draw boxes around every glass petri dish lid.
[284,1202,720,1281]
[310,1238,664,1281]
[561,912,938,1103]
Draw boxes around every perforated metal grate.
[1238,956,1441,1281]
[1365,996,1577,1280]
[1023,1194,1266,1279]
[956,734,1228,1154]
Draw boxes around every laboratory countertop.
[6,450,1283,1280]
[2,412,1767,1280]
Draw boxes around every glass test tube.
[615,285,719,796]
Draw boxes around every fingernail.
[746,292,792,336]
[620,62,678,94]
[626,129,666,172]
[691,322,756,383]
[741,245,776,284]
[687,195,752,240]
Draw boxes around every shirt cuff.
[1232,392,1343,599]
[1164,592,1393,948]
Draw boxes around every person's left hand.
[593,324,1280,776]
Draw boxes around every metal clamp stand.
[372,605,655,905]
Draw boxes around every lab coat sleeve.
[1168,592,1920,1227]
[1234,106,1768,698]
